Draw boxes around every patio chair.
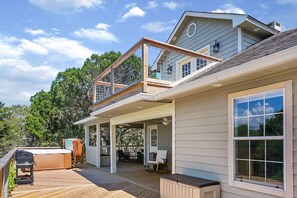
[146,150,167,172]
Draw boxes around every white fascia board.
[185,12,247,27]
[74,116,110,125]
[246,17,279,34]
[74,116,98,125]
[155,45,297,100]
[90,93,155,117]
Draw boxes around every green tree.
[24,52,122,147]
[0,103,30,156]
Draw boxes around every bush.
[8,159,16,194]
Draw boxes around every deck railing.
[92,37,221,105]
[0,148,17,198]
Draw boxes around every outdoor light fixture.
[162,121,170,126]
[167,64,173,74]
[212,40,220,53]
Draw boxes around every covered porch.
[11,163,160,198]
[79,102,174,174]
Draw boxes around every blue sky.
[0,0,297,106]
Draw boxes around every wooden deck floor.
[11,162,161,198]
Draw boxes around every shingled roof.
[182,28,297,84]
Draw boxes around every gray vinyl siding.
[160,18,238,81]
[242,29,262,50]
[175,69,297,198]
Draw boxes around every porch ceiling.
[93,99,172,118]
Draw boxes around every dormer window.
[176,45,210,79]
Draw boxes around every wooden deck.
[11,162,162,198]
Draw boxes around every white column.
[143,123,146,166]
[85,125,89,147]
[110,124,117,173]
[96,123,101,168]
[171,100,176,174]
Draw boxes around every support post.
[96,123,101,168]
[110,124,117,173]
[143,123,147,166]
[142,42,148,93]
[85,125,89,147]
[111,66,114,95]
[93,82,96,104]
[171,100,176,174]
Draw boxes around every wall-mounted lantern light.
[212,40,220,53]
[167,64,173,74]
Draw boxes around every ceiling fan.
[160,117,171,126]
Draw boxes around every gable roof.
[167,11,279,45]
[182,28,297,84]
[152,11,279,71]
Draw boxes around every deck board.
[11,163,161,198]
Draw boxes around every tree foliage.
[24,51,122,147]
[0,103,29,156]
[1,51,146,154]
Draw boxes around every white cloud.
[34,37,93,60]
[163,1,179,10]
[0,38,23,58]
[277,0,297,4]
[25,28,49,36]
[0,34,94,105]
[125,2,137,9]
[10,64,58,81]
[142,20,176,33]
[146,1,158,9]
[29,0,103,11]
[119,6,146,22]
[51,28,60,35]
[0,57,58,105]
[20,39,48,55]
[258,3,269,9]
[212,3,245,14]
[74,23,119,42]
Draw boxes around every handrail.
[143,37,221,62]
[92,37,222,104]
[0,148,17,198]
[0,148,17,172]
[94,37,221,83]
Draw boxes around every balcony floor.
[11,162,162,198]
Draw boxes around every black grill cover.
[16,150,34,165]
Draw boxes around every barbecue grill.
[15,150,34,185]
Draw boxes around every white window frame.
[149,125,158,153]
[228,81,293,197]
[88,125,97,147]
[176,44,210,80]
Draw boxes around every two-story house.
[75,12,297,198]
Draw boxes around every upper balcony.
[91,38,221,111]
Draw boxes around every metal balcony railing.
[92,38,221,105]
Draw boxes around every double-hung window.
[182,62,191,77]
[228,81,293,197]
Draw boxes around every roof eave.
[155,45,297,100]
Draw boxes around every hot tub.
[24,149,72,171]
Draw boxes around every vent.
[267,21,281,31]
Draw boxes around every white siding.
[175,70,297,198]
